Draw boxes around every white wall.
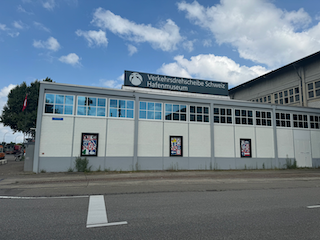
[277,129,294,158]
[214,125,234,157]
[106,119,134,156]
[294,129,312,167]
[163,122,188,157]
[138,121,163,157]
[256,127,274,158]
[234,126,255,158]
[311,131,320,158]
[72,117,106,157]
[189,124,211,157]
[39,116,73,157]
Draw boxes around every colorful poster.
[240,139,251,158]
[170,136,183,156]
[81,133,98,156]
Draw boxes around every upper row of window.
[44,94,320,129]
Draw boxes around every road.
[0,155,320,239]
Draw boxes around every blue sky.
[1,0,320,143]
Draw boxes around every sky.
[1,0,320,143]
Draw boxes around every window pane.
[97,108,105,116]
[242,110,246,116]
[197,107,202,114]
[78,96,86,106]
[220,108,225,115]
[204,115,209,122]
[309,91,314,98]
[65,96,74,105]
[148,102,154,110]
[284,90,288,97]
[110,99,117,108]
[289,89,293,95]
[180,114,186,121]
[147,111,154,119]
[227,109,232,115]
[180,105,187,112]
[155,111,162,120]
[65,105,73,115]
[45,104,53,113]
[295,95,300,101]
[165,112,172,120]
[173,113,179,120]
[214,108,219,115]
[295,87,299,94]
[88,107,96,116]
[78,106,86,115]
[190,114,195,121]
[127,101,134,109]
[197,115,202,122]
[56,95,64,104]
[46,94,54,103]
[274,93,278,99]
[235,110,240,116]
[190,106,195,113]
[118,109,125,117]
[140,102,146,110]
[214,116,219,123]
[316,89,320,96]
[109,108,117,117]
[119,100,126,108]
[98,98,106,107]
[248,111,253,117]
[88,97,96,106]
[140,110,146,119]
[155,103,162,111]
[227,117,232,123]
[315,81,320,88]
[173,105,179,112]
[204,107,209,114]
[54,105,63,114]
[127,110,134,118]
[308,83,313,90]
[165,104,172,112]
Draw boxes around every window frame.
[44,93,75,115]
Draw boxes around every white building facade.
[32,75,320,173]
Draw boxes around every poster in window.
[240,139,251,158]
[81,133,98,156]
[170,136,183,157]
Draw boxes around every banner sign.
[240,139,251,158]
[81,133,98,157]
[124,70,228,96]
[170,136,183,157]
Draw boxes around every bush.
[75,156,91,172]
[285,158,297,169]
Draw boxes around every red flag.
[22,94,28,111]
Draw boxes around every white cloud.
[33,37,60,51]
[182,40,194,52]
[0,23,7,31]
[42,0,56,11]
[159,54,268,88]
[203,39,212,47]
[98,74,124,89]
[59,53,81,66]
[91,8,183,51]
[75,29,108,47]
[34,22,50,32]
[13,20,27,30]
[127,44,137,56]
[178,0,320,68]
[17,5,33,15]
[8,32,20,38]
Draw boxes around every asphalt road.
[1,154,320,239]
[1,187,320,240]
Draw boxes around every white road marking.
[307,205,320,209]
[0,195,89,199]
[86,195,127,228]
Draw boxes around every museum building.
[31,70,320,173]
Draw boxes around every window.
[109,99,134,118]
[276,112,291,127]
[256,111,272,126]
[214,107,232,124]
[310,115,320,129]
[190,105,209,122]
[45,93,74,115]
[77,96,106,117]
[165,104,187,121]
[139,101,162,120]
[235,109,253,125]
[293,114,308,128]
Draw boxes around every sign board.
[170,136,183,157]
[124,71,228,96]
[240,139,251,158]
[81,133,98,157]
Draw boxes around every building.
[229,51,320,108]
[31,71,320,173]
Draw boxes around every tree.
[0,77,53,134]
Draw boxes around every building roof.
[229,51,320,93]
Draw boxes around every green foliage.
[75,156,91,172]
[0,78,53,134]
[285,158,297,169]
[40,169,46,173]
[67,167,74,172]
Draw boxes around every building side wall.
[256,127,274,158]
[277,129,295,158]
[39,116,74,157]
[214,125,235,157]
[311,131,320,158]
[189,124,211,157]
[138,121,163,157]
